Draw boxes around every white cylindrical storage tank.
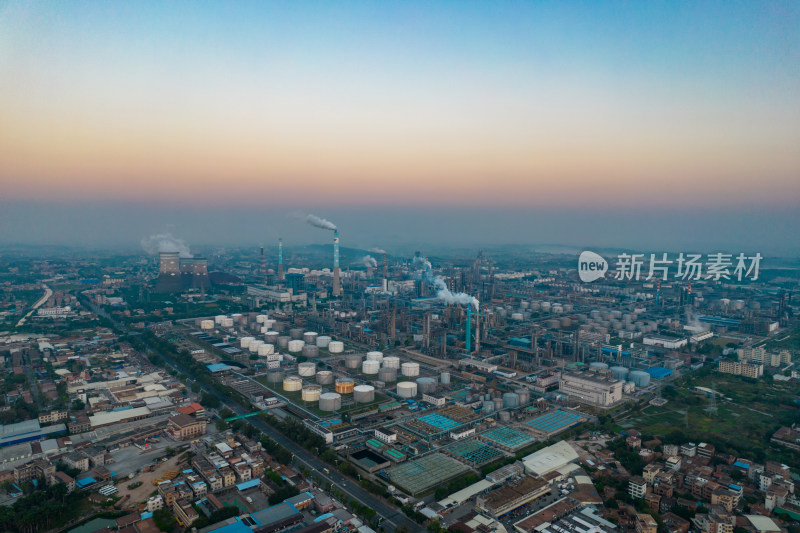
[264,319,276,329]
[328,341,344,353]
[590,362,609,370]
[344,354,362,369]
[289,328,303,340]
[288,340,305,353]
[249,340,264,353]
[302,385,322,402]
[396,381,417,398]
[541,302,551,312]
[240,337,255,349]
[511,313,524,321]
[503,392,520,409]
[515,388,530,405]
[304,332,318,345]
[493,398,503,410]
[382,356,400,369]
[298,362,316,377]
[302,345,319,358]
[563,304,574,313]
[354,385,375,403]
[378,368,397,382]
[214,315,226,324]
[266,370,284,383]
[553,304,564,314]
[316,336,332,348]
[319,393,342,411]
[258,344,275,356]
[222,318,234,327]
[316,371,334,385]
[362,360,380,375]
[611,366,629,380]
[440,372,450,384]
[416,377,437,394]
[283,376,303,392]
[520,301,530,309]
[630,371,651,387]
[401,362,420,377]
[265,331,280,344]
[335,378,355,394]
[366,351,384,363]
[256,314,268,324]
[200,319,214,330]
[277,336,290,348]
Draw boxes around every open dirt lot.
[123,454,187,505]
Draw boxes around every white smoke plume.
[361,255,378,268]
[422,258,479,310]
[141,233,193,258]
[369,248,386,254]
[306,214,337,231]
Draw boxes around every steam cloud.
[306,214,337,231]
[369,248,386,254]
[361,255,378,268]
[141,233,193,258]
[422,258,479,310]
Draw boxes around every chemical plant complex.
[0,236,798,533]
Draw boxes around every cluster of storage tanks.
[280,371,377,412]
[589,362,651,388]
[499,301,575,321]
[479,388,532,413]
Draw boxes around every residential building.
[636,513,658,533]
[38,410,68,425]
[718,361,763,378]
[629,477,647,499]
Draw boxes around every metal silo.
[353,385,375,403]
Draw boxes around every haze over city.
[1,1,799,253]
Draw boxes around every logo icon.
[578,251,607,282]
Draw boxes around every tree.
[153,508,176,532]
[201,392,221,409]
[190,382,201,393]
[215,419,227,431]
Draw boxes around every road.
[17,284,52,326]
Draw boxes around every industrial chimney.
[332,230,341,296]
[277,238,285,281]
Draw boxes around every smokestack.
[383,253,388,278]
[332,230,341,296]
[260,246,266,277]
[466,305,471,353]
[278,238,285,281]
[475,309,480,354]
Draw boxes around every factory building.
[559,371,623,407]
[154,251,209,292]
[476,476,550,517]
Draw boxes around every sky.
[1,2,799,253]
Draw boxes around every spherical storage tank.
[335,378,355,394]
[328,341,344,353]
[590,362,609,370]
[302,345,319,358]
[416,377,437,394]
[240,337,255,349]
[258,344,275,356]
[290,328,303,340]
[200,320,214,330]
[378,368,397,382]
[283,376,303,392]
[345,354,362,369]
[397,381,417,398]
[382,356,400,369]
[629,371,651,387]
[362,360,380,374]
[303,332,318,345]
[288,340,305,353]
[265,331,280,343]
[610,366,629,380]
[298,362,316,377]
[366,351,384,363]
[277,336,290,348]
[302,385,322,402]
[401,362,420,377]
[316,371,334,385]
[503,392,520,409]
[319,393,342,411]
[316,336,331,348]
[354,385,375,403]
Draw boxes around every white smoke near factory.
[360,255,378,268]
[369,247,386,254]
[306,214,337,231]
[141,233,193,258]
[421,258,479,310]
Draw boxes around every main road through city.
[85,298,420,532]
